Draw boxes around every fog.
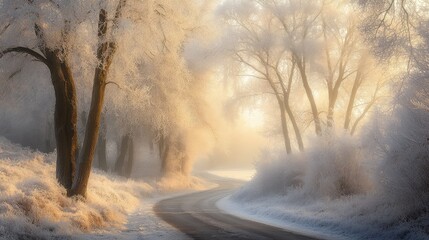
[0,0,428,238]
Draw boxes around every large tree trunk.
[68,8,119,197]
[68,64,107,196]
[46,50,78,190]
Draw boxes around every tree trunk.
[45,120,54,153]
[327,76,344,129]
[277,98,292,154]
[344,72,362,131]
[177,141,189,175]
[326,90,339,129]
[351,98,377,135]
[124,137,134,178]
[68,8,119,197]
[68,65,107,196]
[97,132,108,171]
[160,137,170,175]
[96,114,108,171]
[285,104,304,151]
[295,58,322,136]
[264,72,293,154]
[115,134,130,175]
[46,50,78,190]
[327,100,335,129]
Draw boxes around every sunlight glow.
[240,107,265,129]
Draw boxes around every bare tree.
[223,2,305,153]
[322,19,359,128]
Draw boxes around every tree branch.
[0,47,48,66]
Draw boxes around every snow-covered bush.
[0,137,153,238]
[300,134,372,199]
[233,153,305,201]
[374,67,429,217]
[234,134,371,202]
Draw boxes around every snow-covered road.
[154,176,318,240]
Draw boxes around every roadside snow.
[217,196,344,240]
[0,137,205,239]
[79,198,190,240]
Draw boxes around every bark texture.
[46,51,78,190]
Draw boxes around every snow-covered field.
[0,137,208,239]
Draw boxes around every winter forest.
[0,0,428,239]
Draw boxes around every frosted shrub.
[233,153,305,201]
[234,134,371,202]
[301,134,371,199]
[376,71,429,215]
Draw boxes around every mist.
[0,0,428,239]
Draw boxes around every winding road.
[154,176,319,240]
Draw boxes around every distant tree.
[96,114,108,171]
[220,1,305,153]
[114,134,134,177]
[219,0,384,153]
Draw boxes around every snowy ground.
[217,196,345,240]
[0,137,209,240]
[79,198,190,240]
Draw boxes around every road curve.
[154,177,319,240]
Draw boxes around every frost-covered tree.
[0,0,205,196]
[0,0,128,197]
[358,0,429,209]
[358,0,421,60]
[218,0,384,153]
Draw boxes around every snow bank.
[0,137,153,239]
